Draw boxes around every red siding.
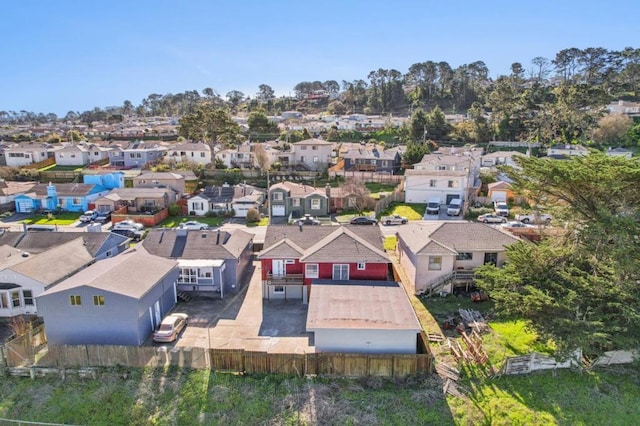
[260,259,303,279]
[262,259,389,283]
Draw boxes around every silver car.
[153,313,188,343]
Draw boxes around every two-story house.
[292,138,333,171]
[397,222,520,295]
[215,144,254,169]
[54,142,110,166]
[109,140,166,168]
[132,172,186,196]
[269,181,328,218]
[404,150,481,205]
[343,147,401,174]
[258,225,390,302]
[165,141,212,166]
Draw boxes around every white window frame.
[305,264,319,278]
[292,198,300,207]
[429,179,437,187]
[428,256,442,271]
[311,199,321,210]
[273,286,285,293]
[332,264,349,280]
[357,262,366,270]
[272,192,283,201]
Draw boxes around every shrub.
[246,208,260,223]
[205,210,219,217]
[168,204,182,216]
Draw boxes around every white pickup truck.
[381,214,408,225]
[514,212,553,224]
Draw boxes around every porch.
[264,273,306,302]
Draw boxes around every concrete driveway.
[176,261,313,354]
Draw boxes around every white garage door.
[233,205,249,218]
[272,205,286,217]
[17,201,33,213]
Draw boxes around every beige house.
[165,142,212,166]
[93,187,177,213]
[292,138,334,171]
[132,172,186,196]
[396,222,520,295]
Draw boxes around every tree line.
[2,46,640,146]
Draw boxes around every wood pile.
[436,363,465,398]
[458,308,489,334]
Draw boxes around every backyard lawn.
[158,216,226,228]
[21,212,81,225]
[380,202,426,221]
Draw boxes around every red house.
[258,225,390,302]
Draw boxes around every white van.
[426,197,441,215]
[447,198,463,216]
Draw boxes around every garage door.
[272,205,286,217]
[17,201,33,213]
[233,205,249,218]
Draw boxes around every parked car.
[79,210,99,223]
[478,213,507,224]
[446,198,463,216]
[295,214,321,226]
[380,214,408,225]
[349,216,378,225]
[176,221,210,231]
[514,212,553,224]
[112,220,144,232]
[111,228,144,241]
[501,221,532,228]
[494,201,510,217]
[94,211,112,223]
[153,313,188,343]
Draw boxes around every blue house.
[37,248,179,346]
[83,172,125,190]
[14,182,107,213]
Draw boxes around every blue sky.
[2,0,638,116]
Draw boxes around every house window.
[70,295,82,306]
[311,199,321,210]
[144,200,156,207]
[300,156,306,163]
[301,146,308,150]
[456,252,473,261]
[72,198,82,206]
[313,156,319,163]
[292,198,300,207]
[93,295,105,306]
[448,181,458,188]
[333,264,349,280]
[438,165,447,171]
[272,192,283,201]
[129,153,135,158]
[70,154,76,158]
[429,179,437,187]
[305,264,319,278]
[200,152,205,158]
[0,293,8,308]
[274,286,285,293]
[136,153,142,158]
[312,146,318,150]
[179,268,197,284]
[22,290,34,306]
[11,291,20,307]
[94,151,99,156]
[284,260,295,264]
[357,262,366,270]
[428,256,442,270]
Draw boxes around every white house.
[165,142,212,166]
[215,145,254,169]
[547,144,589,157]
[4,142,53,167]
[481,151,524,168]
[54,143,109,166]
[404,151,481,205]
[606,147,633,158]
[291,138,334,171]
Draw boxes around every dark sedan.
[349,216,378,225]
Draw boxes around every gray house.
[109,140,166,168]
[142,228,253,298]
[269,181,329,219]
[37,247,179,346]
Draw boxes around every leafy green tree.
[408,108,428,141]
[178,105,242,147]
[425,105,450,140]
[403,141,429,165]
[247,110,279,136]
[477,153,640,356]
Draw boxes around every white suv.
[112,220,144,232]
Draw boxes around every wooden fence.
[329,170,404,184]
[31,345,432,378]
[374,182,406,216]
[2,324,47,367]
[21,157,55,170]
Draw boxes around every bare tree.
[341,180,374,213]
[253,144,270,171]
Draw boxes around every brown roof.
[142,228,253,260]
[42,247,177,299]
[299,227,389,263]
[397,222,520,254]
[259,225,385,261]
[306,281,421,331]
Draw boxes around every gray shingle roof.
[259,225,387,262]
[41,247,178,299]
[0,231,125,257]
[306,280,421,330]
[397,222,520,254]
[142,228,252,260]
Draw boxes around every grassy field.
[158,216,227,228]
[380,202,426,221]
[21,212,80,225]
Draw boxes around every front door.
[272,260,285,277]
[332,264,349,280]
